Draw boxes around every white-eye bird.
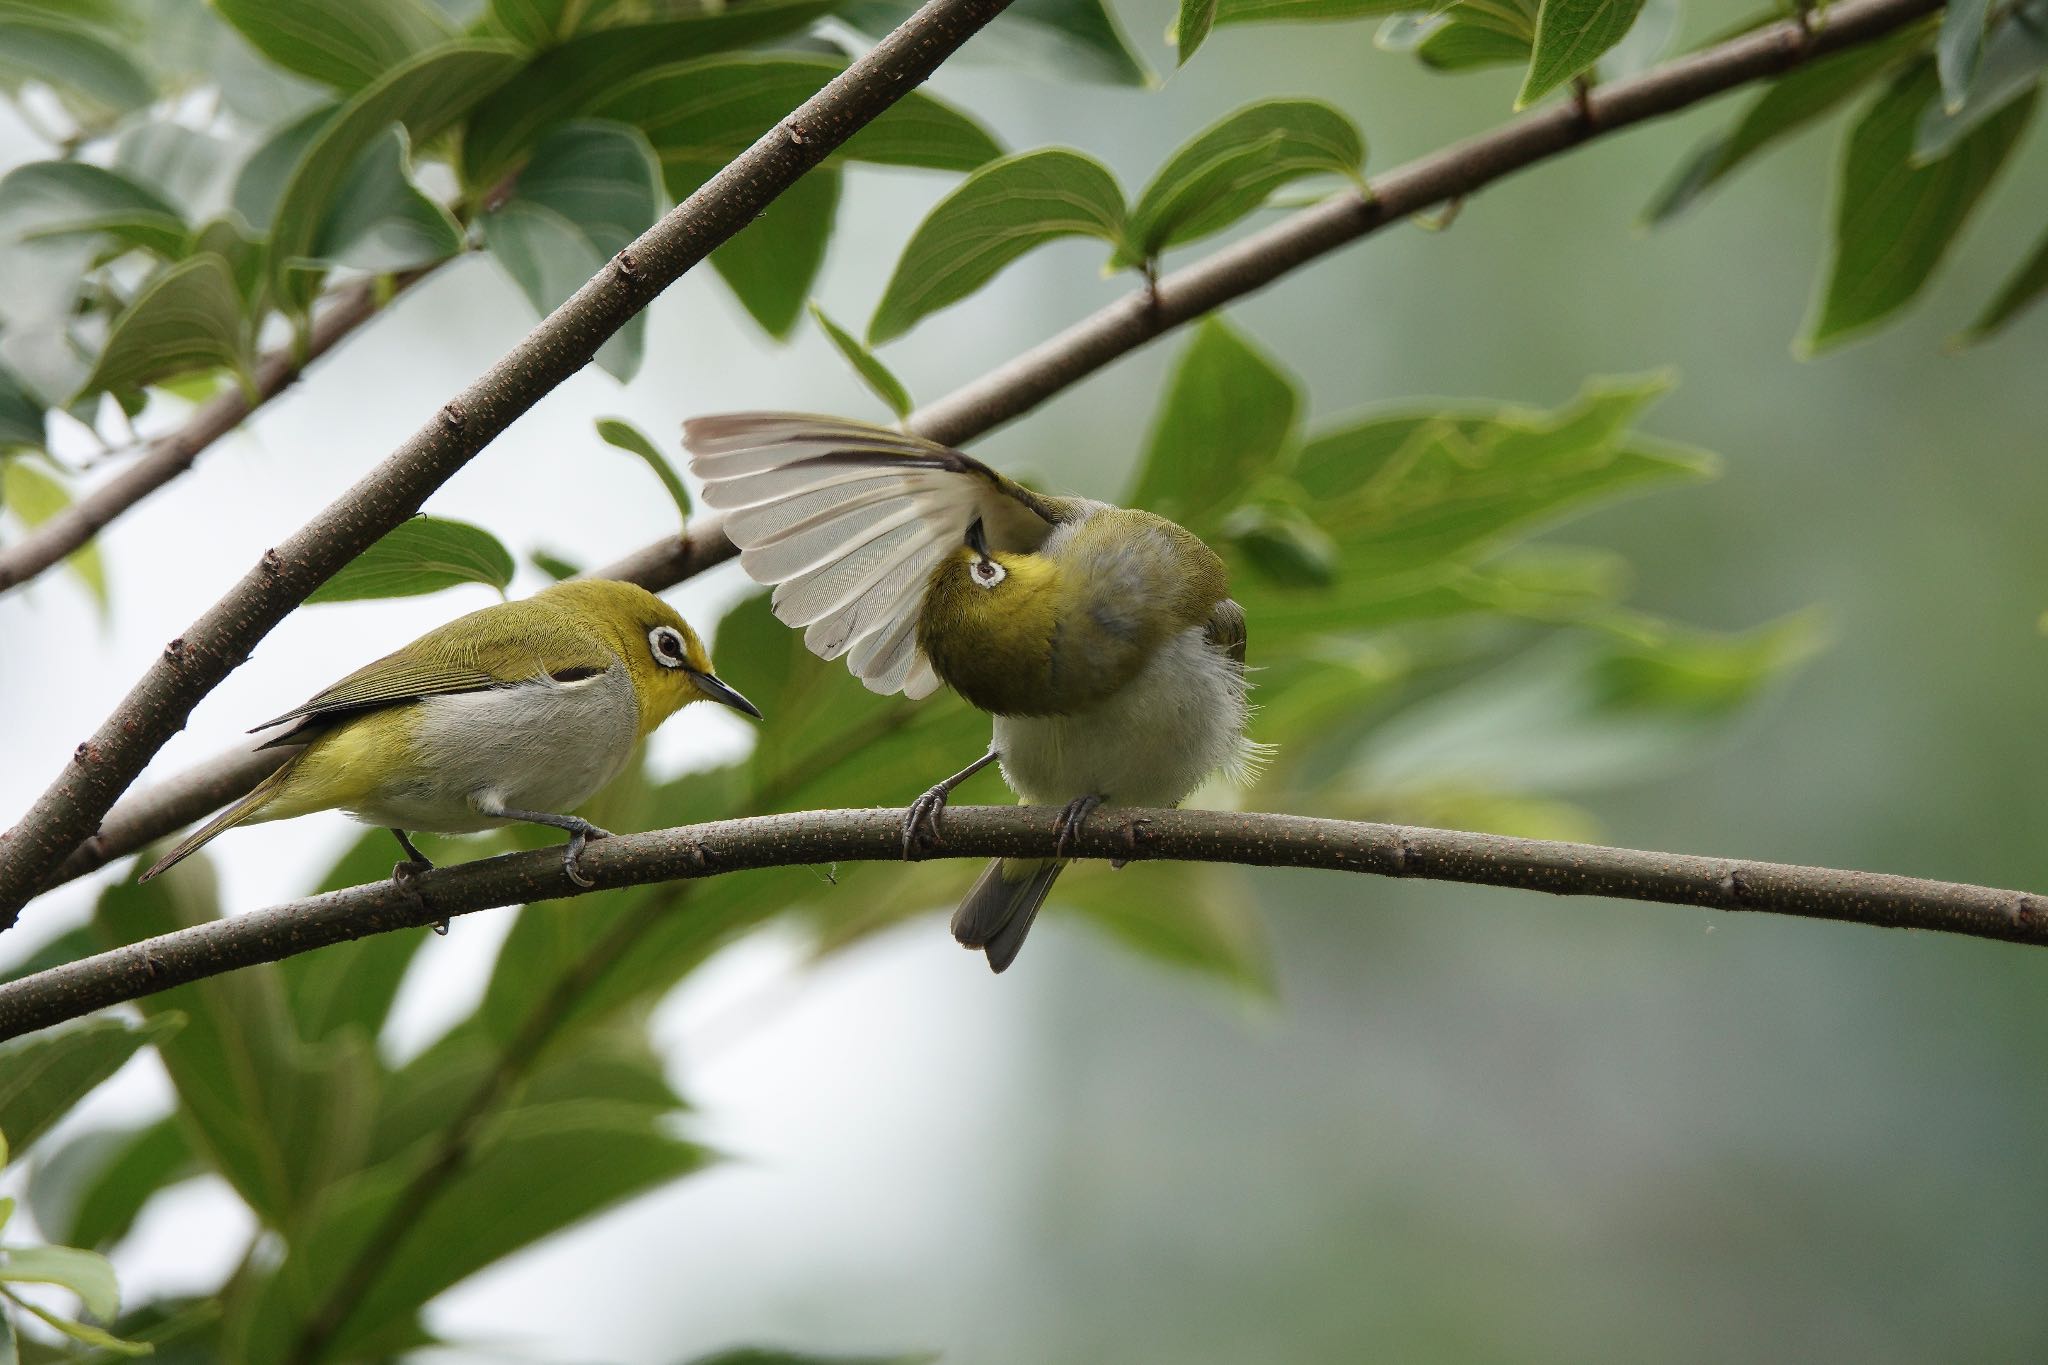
[684,414,1259,972]
[141,579,760,887]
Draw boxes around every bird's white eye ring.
[648,626,687,669]
[970,558,1005,590]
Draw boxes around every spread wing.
[685,412,1074,699]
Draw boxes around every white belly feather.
[991,626,1257,808]
[347,664,641,833]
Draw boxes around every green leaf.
[0,1017,181,1163]
[0,365,42,455]
[592,54,1001,180]
[488,0,581,48]
[458,0,837,187]
[1517,0,1648,106]
[1936,0,1991,109]
[92,868,379,1228]
[1057,860,1272,994]
[809,302,912,418]
[1213,0,1413,25]
[846,0,1151,84]
[1224,501,1338,588]
[682,1350,936,1365]
[211,0,453,91]
[1175,0,1218,62]
[1,458,108,607]
[1129,318,1299,532]
[1643,24,1928,224]
[1959,220,2048,342]
[3,1295,149,1357]
[1122,99,1363,265]
[228,102,335,236]
[710,168,839,339]
[1914,0,2048,161]
[0,13,152,118]
[113,122,229,221]
[306,514,515,603]
[27,1118,194,1252]
[867,149,1127,345]
[268,41,523,310]
[0,1246,119,1323]
[276,827,436,1046]
[0,162,186,260]
[308,127,462,272]
[0,926,95,988]
[596,416,693,526]
[74,253,248,402]
[530,546,581,580]
[1805,64,2036,352]
[1411,0,1539,71]
[481,119,660,379]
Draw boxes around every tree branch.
[0,270,428,596]
[14,0,1944,902]
[0,0,1021,926]
[5,805,2043,1040]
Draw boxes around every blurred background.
[4,0,2048,1359]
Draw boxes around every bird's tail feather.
[951,857,1064,973]
[139,755,300,882]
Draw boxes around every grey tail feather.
[138,755,299,882]
[951,858,1064,974]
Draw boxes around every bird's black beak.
[690,671,763,720]
[965,516,991,561]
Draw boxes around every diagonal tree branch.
[0,270,431,597]
[17,0,1944,903]
[4,804,2043,1041]
[0,0,1021,927]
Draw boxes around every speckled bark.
[3,805,2043,1039]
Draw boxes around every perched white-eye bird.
[141,579,760,887]
[684,414,1259,972]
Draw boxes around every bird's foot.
[1053,793,1104,859]
[562,820,613,889]
[390,857,446,934]
[903,784,954,858]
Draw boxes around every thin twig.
[0,0,1023,926]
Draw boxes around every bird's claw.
[1053,793,1103,859]
[563,821,612,890]
[903,785,953,858]
[390,859,446,934]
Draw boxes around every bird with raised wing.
[685,414,1260,972]
[141,579,761,887]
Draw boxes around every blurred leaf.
[810,302,912,418]
[1517,0,1648,107]
[1175,0,1218,62]
[275,828,435,1046]
[1129,317,1299,532]
[1937,0,1990,109]
[229,1100,709,1361]
[593,54,1001,179]
[530,546,581,579]
[596,416,693,526]
[268,41,523,311]
[211,0,452,91]
[4,1296,147,1357]
[481,118,661,379]
[458,0,837,187]
[308,127,462,272]
[1593,0,1676,79]
[1914,0,2048,160]
[1959,220,2048,342]
[92,869,379,1228]
[848,0,1150,84]
[0,1246,118,1323]
[1213,0,1413,23]
[1058,861,1272,995]
[1121,99,1363,266]
[113,123,230,221]
[187,217,265,310]
[489,0,580,47]
[0,1017,180,1163]
[867,149,1127,345]
[1418,0,1538,71]
[1,458,107,607]
[0,925,95,987]
[229,102,334,236]
[306,514,515,603]
[1643,25,1927,224]
[0,365,43,454]
[74,254,248,403]
[20,1297,220,1365]
[710,168,839,339]
[0,12,152,118]
[1805,64,2035,352]
[0,162,185,260]
[1225,501,1338,588]
[28,1118,194,1252]
[682,1350,936,1365]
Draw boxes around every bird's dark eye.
[648,626,687,668]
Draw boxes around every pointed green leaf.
[1914,1,2048,161]
[530,547,581,580]
[1129,318,1300,532]
[0,365,42,455]
[1937,0,1991,109]
[1417,9,1537,70]
[0,13,151,117]
[0,1017,182,1163]
[0,162,186,260]
[1806,64,2036,352]
[1517,0,1648,106]
[596,417,693,525]
[1959,219,2048,342]
[710,168,839,339]
[308,127,462,273]
[211,0,453,91]
[1123,99,1363,265]
[4,1295,149,1356]
[27,1118,195,1252]
[868,149,1127,345]
[1175,0,1218,62]
[229,102,335,236]
[2,458,107,606]
[75,254,247,402]
[306,514,515,602]
[481,119,661,380]
[810,302,913,419]
[0,1246,119,1323]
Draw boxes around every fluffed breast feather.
[684,413,1076,699]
